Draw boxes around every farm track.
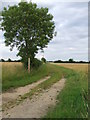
[2,76,51,104]
[3,78,66,118]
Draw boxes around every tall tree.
[1,1,56,72]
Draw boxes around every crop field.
[1,62,88,118]
[51,63,88,73]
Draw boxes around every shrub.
[21,57,42,70]
[31,58,42,69]
[41,57,46,63]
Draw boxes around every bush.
[31,58,42,69]
[21,57,42,70]
[41,57,46,63]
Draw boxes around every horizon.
[0,58,89,62]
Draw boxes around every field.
[2,62,50,91]
[51,63,88,73]
[1,62,88,118]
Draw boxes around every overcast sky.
[0,0,88,61]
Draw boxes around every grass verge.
[2,62,49,91]
[43,65,88,118]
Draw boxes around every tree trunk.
[28,57,30,73]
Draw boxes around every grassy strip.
[2,63,49,91]
[44,65,88,118]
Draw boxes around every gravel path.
[2,76,50,104]
[3,78,66,118]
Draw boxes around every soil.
[3,78,66,118]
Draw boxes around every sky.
[0,0,88,61]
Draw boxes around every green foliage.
[1,59,5,62]
[1,1,55,69]
[31,58,42,69]
[7,58,12,62]
[69,58,74,63]
[21,57,42,69]
[41,57,46,63]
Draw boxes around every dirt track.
[3,78,66,118]
[2,76,50,104]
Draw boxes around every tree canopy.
[1,1,55,69]
[69,58,74,63]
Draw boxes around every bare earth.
[2,76,50,104]
[3,78,66,118]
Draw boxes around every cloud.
[0,43,21,60]
[0,1,88,61]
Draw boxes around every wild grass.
[15,64,64,102]
[2,62,64,92]
[2,62,88,118]
[2,62,49,91]
[2,63,64,110]
[44,63,88,118]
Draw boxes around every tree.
[1,59,5,62]
[1,1,55,73]
[7,58,12,62]
[69,58,74,63]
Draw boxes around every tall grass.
[2,62,49,91]
[2,62,88,118]
[44,64,88,118]
[2,62,63,92]
[2,63,65,110]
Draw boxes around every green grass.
[2,62,49,91]
[2,62,88,118]
[43,65,88,118]
[2,62,64,91]
[23,64,64,96]
[2,63,64,111]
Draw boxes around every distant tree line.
[0,58,89,63]
[0,57,47,63]
[49,58,89,63]
[0,58,21,62]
